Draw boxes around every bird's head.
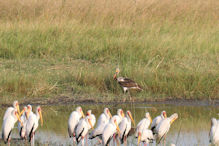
[37,106,43,126]
[170,113,178,124]
[127,111,135,126]
[118,109,124,118]
[113,68,120,80]
[104,108,112,118]
[26,104,32,119]
[13,101,21,116]
[86,110,92,116]
[145,112,152,123]
[162,111,167,118]
[76,106,85,118]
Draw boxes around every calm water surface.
[0,103,218,146]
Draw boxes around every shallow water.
[0,103,218,146]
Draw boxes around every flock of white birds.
[68,107,178,146]
[1,100,219,146]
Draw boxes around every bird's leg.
[73,137,76,146]
[8,138,10,146]
[113,134,115,146]
[128,90,134,102]
[96,137,102,145]
[124,136,127,146]
[81,137,84,146]
[116,136,120,146]
[163,135,166,146]
[86,134,88,146]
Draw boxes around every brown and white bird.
[113,68,143,94]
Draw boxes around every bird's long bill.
[122,112,125,118]
[149,115,152,124]
[17,105,21,116]
[88,119,94,129]
[128,113,135,127]
[137,132,141,146]
[19,109,25,117]
[39,111,43,126]
[108,111,112,118]
[16,112,23,126]
[170,117,178,124]
[113,73,117,80]
[115,121,120,134]
[164,112,167,118]
[81,110,85,118]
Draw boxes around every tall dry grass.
[0,0,218,102]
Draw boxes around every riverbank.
[1,94,219,107]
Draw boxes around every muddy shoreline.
[1,96,219,107]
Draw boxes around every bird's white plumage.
[68,106,84,137]
[3,101,19,121]
[25,106,42,142]
[210,118,219,145]
[139,128,154,144]
[155,113,178,144]
[119,117,130,141]
[135,112,151,137]
[18,106,27,138]
[151,111,166,134]
[89,108,111,139]
[2,109,19,143]
[75,110,96,144]
[119,111,134,144]
[112,109,124,125]
[102,116,120,146]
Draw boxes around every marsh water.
[0,102,218,146]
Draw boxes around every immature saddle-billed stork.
[113,68,143,100]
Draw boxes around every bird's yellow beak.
[121,111,125,118]
[170,116,178,124]
[19,109,25,117]
[16,105,21,116]
[115,120,120,136]
[164,112,167,118]
[128,112,135,127]
[16,112,23,126]
[113,73,117,80]
[116,68,120,73]
[88,118,94,129]
[81,110,85,118]
[39,111,43,126]
[149,115,152,124]
[108,111,112,118]
[137,132,141,146]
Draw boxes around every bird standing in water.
[209,118,219,145]
[89,108,112,142]
[68,106,85,145]
[25,106,43,145]
[119,110,135,145]
[2,109,23,145]
[151,111,167,135]
[154,113,178,145]
[135,112,152,144]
